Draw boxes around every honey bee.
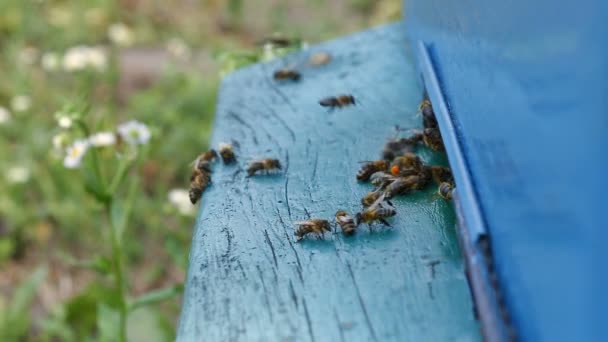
[438,182,454,200]
[193,149,218,172]
[246,158,282,176]
[218,142,237,164]
[422,128,445,151]
[355,199,396,227]
[381,135,422,160]
[390,152,424,176]
[357,160,389,181]
[369,171,396,188]
[429,166,453,184]
[361,189,384,207]
[419,98,438,129]
[189,168,211,204]
[294,219,332,241]
[384,175,427,198]
[319,95,356,109]
[335,210,357,236]
[273,68,301,81]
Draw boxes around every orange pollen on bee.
[390,165,400,176]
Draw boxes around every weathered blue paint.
[407,1,608,341]
[177,23,480,341]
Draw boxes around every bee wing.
[369,192,387,209]
[294,220,313,226]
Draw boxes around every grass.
[0,0,401,340]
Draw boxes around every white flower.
[117,120,151,145]
[166,38,191,60]
[63,139,89,169]
[41,52,60,71]
[62,46,107,72]
[108,23,134,46]
[5,166,30,184]
[57,115,72,129]
[11,95,31,112]
[89,131,116,147]
[168,189,196,216]
[0,106,10,124]
[52,133,69,150]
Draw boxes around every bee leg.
[379,218,392,227]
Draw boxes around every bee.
[422,128,445,151]
[369,171,396,189]
[319,95,356,109]
[438,182,454,200]
[356,198,396,227]
[381,135,422,160]
[189,168,211,204]
[357,160,389,181]
[294,219,332,241]
[390,152,424,176]
[193,149,218,172]
[273,68,301,81]
[218,142,237,164]
[384,175,427,198]
[335,210,356,236]
[419,98,438,129]
[429,166,453,184]
[246,158,282,176]
[361,189,384,207]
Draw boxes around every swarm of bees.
[188,139,284,204]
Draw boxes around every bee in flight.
[294,219,332,241]
[335,210,357,236]
[246,158,282,176]
[319,95,356,109]
[273,68,301,81]
[218,142,237,164]
[189,168,211,204]
[357,160,389,181]
[438,182,454,200]
[355,196,396,228]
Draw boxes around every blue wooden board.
[177,23,480,341]
[407,1,608,341]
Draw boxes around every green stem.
[106,201,128,342]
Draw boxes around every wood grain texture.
[177,23,479,342]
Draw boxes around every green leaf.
[97,303,121,342]
[1,266,47,341]
[128,284,183,312]
[108,156,135,196]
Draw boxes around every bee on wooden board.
[390,152,424,177]
[319,95,356,109]
[294,219,332,241]
[369,171,396,189]
[189,168,211,204]
[361,189,384,207]
[356,196,396,228]
[438,182,454,200]
[273,68,301,81]
[384,175,427,198]
[193,149,218,172]
[218,142,237,164]
[246,158,282,176]
[381,135,422,160]
[335,210,357,236]
[422,128,445,151]
[357,160,389,181]
[429,166,453,184]
[419,98,439,129]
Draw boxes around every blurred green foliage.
[0,0,401,340]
